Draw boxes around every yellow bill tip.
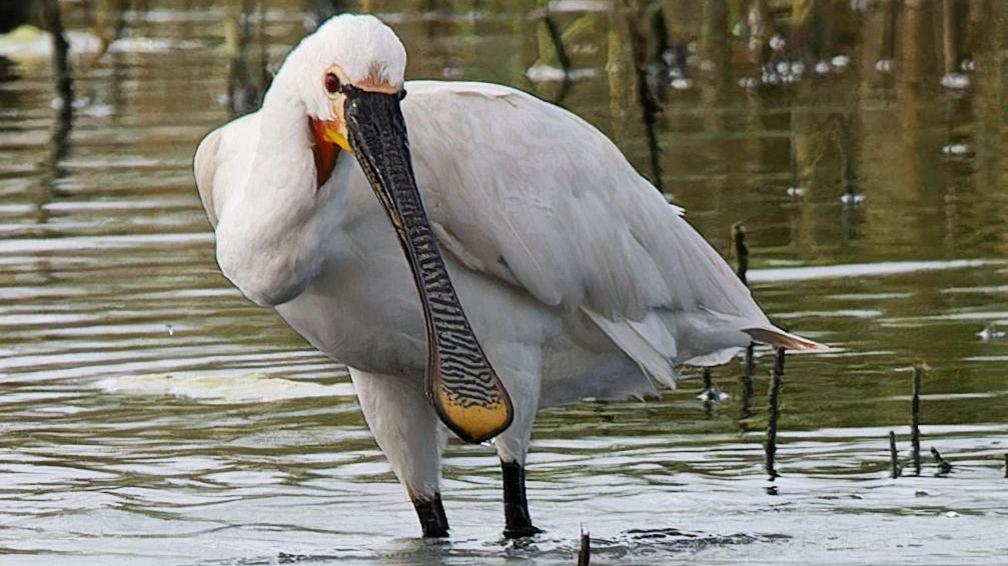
[435,393,513,444]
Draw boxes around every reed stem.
[888,430,900,479]
[764,348,785,479]
[911,364,923,476]
[577,529,590,566]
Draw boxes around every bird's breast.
[273,220,430,375]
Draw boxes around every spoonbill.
[193,14,824,539]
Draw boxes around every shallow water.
[2,1,1008,564]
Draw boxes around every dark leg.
[412,493,449,538]
[501,460,542,538]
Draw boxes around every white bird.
[193,14,825,539]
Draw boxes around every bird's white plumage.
[194,14,822,503]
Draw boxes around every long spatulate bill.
[343,88,513,443]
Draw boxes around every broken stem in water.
[733,222,749,286]
[764,348,785,479]
[623,0,664,191]
[931,446,953,475]
[834,113,857,198]
[739,343,755,424]
[700,366,717,418]
[540,11,572,103]
[888,430,900,479]
[736,223,754,425]
[42,0,73,162]
[577,528,590,566]
[911,364,923,476]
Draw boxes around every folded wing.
[403,81,824,386]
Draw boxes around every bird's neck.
[234,87,316,209]
[256,88,313,153]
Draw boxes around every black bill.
[344,88,514,444]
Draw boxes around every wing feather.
[403,81,824,379]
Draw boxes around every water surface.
[2,1,1007,563]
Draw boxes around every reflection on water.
[2,1,1008,563]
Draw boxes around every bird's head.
[272,14,408,189]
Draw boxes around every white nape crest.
[268,14,407,120]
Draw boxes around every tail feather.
[583,308,827,398]
[744,327,828,352]
[582,308,678,389]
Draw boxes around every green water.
[1,1,1007,563]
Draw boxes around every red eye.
[324,73,341,94]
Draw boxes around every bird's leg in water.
[501,460,542,538]
[349,368,449,538]
[412,493,449,538]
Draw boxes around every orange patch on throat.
[309,117,341,189]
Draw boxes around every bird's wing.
[192,112,261,229]
[402,81,822,383]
